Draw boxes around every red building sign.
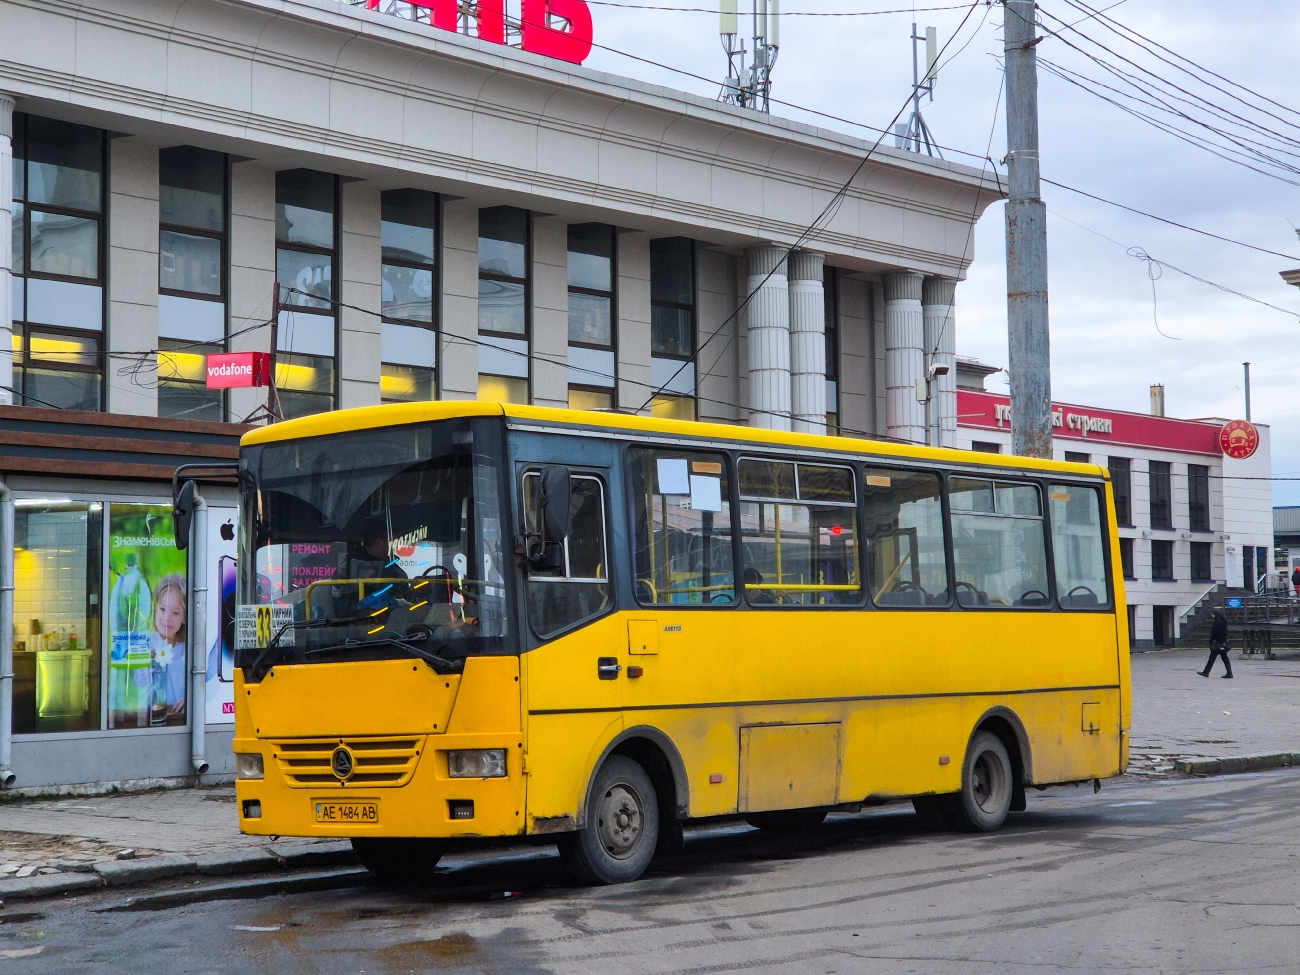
[1218,419,1260,459]
[366,0,594,64]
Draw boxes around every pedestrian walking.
[1199,610,1234,679]
[1291,564,1300,597]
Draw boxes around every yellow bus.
[225,402,1129,884]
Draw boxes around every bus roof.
[241,401,1106,479]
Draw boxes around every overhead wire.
[584,1,972,14]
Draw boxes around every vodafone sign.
[365,0,594,64]
[206,352,272,389]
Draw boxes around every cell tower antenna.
[893,23,942,157]
[719,0,779,113]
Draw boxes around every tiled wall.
[14,508,91,650]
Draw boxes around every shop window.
[738,459,860,606]
[10,114,106,410]
[1148,461,1172,528]
[1108,457,1132,525]
[630,449,735,605]
[863,468,949,607]
[950,477,1050,608]
[158,146,228,421]
[1048,484,1111,609]
[275,170,338,419]
[12,501,103,734]
[1188,464,1210,532]
[1191,541,1212,582]
[1151,539,1174,580]
[523,473,612,637]
[381,189,438,404]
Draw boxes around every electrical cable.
[584,1,972,14]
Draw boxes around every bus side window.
[523,473,612,638]
[1049,484,1112,609]
[949,477,1050,609]
[629,449,736,606]
[862,469,950,607]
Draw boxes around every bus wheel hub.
[598,785,643,859]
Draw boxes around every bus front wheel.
[350,837,445,883]
[561,756,659,885]
[949,731,1013,832]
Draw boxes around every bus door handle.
[597,657,621,680]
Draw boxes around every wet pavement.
[5,769,1300,973]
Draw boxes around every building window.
[1188,464,1210,532]
[1108,457,1132,525]
[971,441,1002,454]
[478,206,530,401]
[1064,451,1089,464]
[157,147,227,421]
[1153,605,1175,647]
[1151,539,1174,580]
[380,189,438,404]
[567,223,616,408]
[824,265,839,433]
[1127,604,1137,646]
[1149,461,1172,528]
[1119,537,1135,579]
[1191,541,1212,581]
[10,114,107,411]
[650,238,696,413]
[275,170,338,419]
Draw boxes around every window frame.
[1190,540,1213,582]
[380,189,441,404]
[1119,536,1135,580]
[1046,481,1114,612]
[1188,464,1211,532]
[478,206,531,342]
[861,463,952,611]
[566,223,617,353]
[1151,539,1175,581]
[1108,457,1132,526]
[1148,460,1173,529]
[946,474,1055,611]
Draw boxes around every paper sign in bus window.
[690,475,723,512]
[656,458,690,495]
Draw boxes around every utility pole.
[1004,0,1052,458]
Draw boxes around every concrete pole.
[0,94,15,407]
[883,271,926,443]
[1004,0,1053,458]
[788,250,827,434]
[0,478,13,787]
[1243,362,1251,421]
[922,277,957,447]
[745,245,791,430]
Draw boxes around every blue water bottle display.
[109,553,153,720]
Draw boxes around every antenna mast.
[894,24,942,156]
[719,0,779,113]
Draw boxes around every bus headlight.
[235,753,265,780]
[447,749,507,778]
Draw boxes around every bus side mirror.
[173,480,197,552]
[522,466,571,566]
[540,466,572,543]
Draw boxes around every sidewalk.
[1,646,1298,901]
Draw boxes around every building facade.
[0,0,999,789]
[956,372,1273,650]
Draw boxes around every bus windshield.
[237,417,511,668]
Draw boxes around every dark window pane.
[479,278,526,335]
[11,201,23,276]
[525,475,612,636]
[1108,457,1132,525]
[29,211,98,279]
[381,363,436,403]
[479,206,528,278]
[1119,537,1134,579]
[651,304,692,357]
[567,223,613,292]
[863,468,949,607]
[160,230,221,296]
[158,378,224,421]
[798,464,855,503]
[568,292,611,345]
[25,117,102,212]
[1064,451,1090,463]
[1151,540,1174,580]
[949,477,995,513]
[381,189,437,265]
[824,266,838,381]
[1190,541,1212,581]
[1188,464,1210,532]
[277,249,333,309]
[26,366,101,411]
[275,170,335,247]
[650,237,693,305]
[382,263,434,322]
[12,112,24,200]
[159,147,225,232]
[1149,461,1172,528]
[738,459,797,500]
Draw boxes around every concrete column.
[837,273,871,438]
[0,94,13,405]
[788,250,826,434]
[227,162,275,422]
[883,271,925,444]
[697,248,739,424]
[615,230,652,414]
[531,214,568,409]
[745,245,790,431]
[439,199,479,400]
[922,276,957,448]
[871,281,887,437]
[339,182,381,410]
[106,138,160,417]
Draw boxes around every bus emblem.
[331,746,355,781]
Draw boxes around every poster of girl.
[150,574,188,726]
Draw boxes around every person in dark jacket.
[1291,564,1300,597]
[1199,611,1233,678]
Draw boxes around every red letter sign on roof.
[368,0,457,31]
[521,0,594,64]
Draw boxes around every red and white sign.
[366,0,593,64]
[1218,419,1260,459]
[206,352,272,390]
[958,390,1222,455]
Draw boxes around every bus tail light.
[236,753,265,780]
[447,749,507,778]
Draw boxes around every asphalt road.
[7,771,1300,974]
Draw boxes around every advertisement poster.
[204,507,239,725]
[107,504,187,729]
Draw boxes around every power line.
[585,1,972,13]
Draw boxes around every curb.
[0,840,358,902]
[1174,752,1300,776]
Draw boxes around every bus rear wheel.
[949,731,1013,832]
[744,808,828,831]
[351,837,445,883]
[560,756,659,885]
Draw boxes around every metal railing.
[1224,593,1300,625]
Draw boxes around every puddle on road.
[0,913,45,925]
[378,932,482,968]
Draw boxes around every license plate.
[314,800,379,824]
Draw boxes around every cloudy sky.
[579,0,1300,503]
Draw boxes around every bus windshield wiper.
[245,616,372,680]
[303,637,464,675]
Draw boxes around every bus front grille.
[270,737,425,788]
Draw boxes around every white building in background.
[956,361,1273,649]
